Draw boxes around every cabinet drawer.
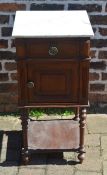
[15,38,90,59]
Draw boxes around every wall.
[0,0,107,112]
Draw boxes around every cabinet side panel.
[79,60,90,105]
[79,39,90,58]
[15,39,26,59]
[17,60,28,106]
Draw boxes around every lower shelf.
[28,119,79,151]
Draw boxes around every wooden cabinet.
[12,11,94,164]
[16,38,90,106]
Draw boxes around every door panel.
[37,72,67,95]
[26,60,79,104]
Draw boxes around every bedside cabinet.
[12,11,94,164]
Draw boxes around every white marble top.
[12,10,94,38]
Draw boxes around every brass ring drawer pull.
[49,46,58,56]
[27,81,34,88]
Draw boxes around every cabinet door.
[26,59,79,105]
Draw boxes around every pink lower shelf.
[28,119,79,151]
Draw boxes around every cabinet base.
[20,107,87,164]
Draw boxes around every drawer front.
[26,60,79,104]
[15,38,90,59]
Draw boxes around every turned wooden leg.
[73,107,79,121]
[78,107,87,164]
[20,108,29,165]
